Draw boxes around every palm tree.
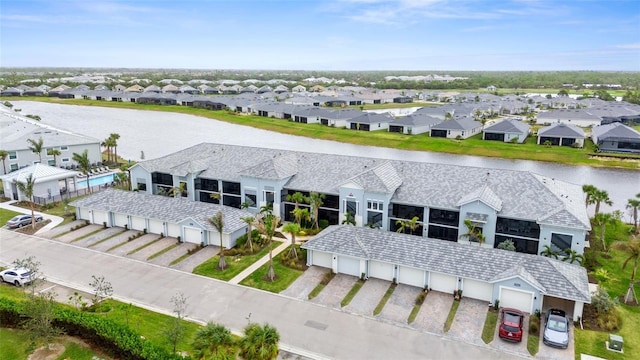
[562,249,584,265]
[626,193,640,232]
[241,215,255,253]
[342,211,356,226]
[444,112,453,121]
[73,149,92,194]
[582,184,597,207]
[208,211,226,270]
[47,148,61,167]
[459,219,485,246]
[27,137,44,163]
[593,212,616,251]
[291,207,310,228]
[0,149,8,174]
[282,222,300,258]
[101,137,114,164]
[15,174,37,229]
[540,244,560,259]
[611,235,640,304]
[592,189,612,215]
[238,323,280,360]
[308,192,325,230]
[255,206,280,281]
[191,322,235,360]
[109,133,120,164]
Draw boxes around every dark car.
[499,308,524,342]
[543,309,569,349]
[6,214,43,228]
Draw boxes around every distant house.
[483,118,530,143]
[591,122,640,153]
[346,113,394,131]
[1,87,22,96]
[537,109,601,127]
[487,85,497,92]
[430,117,482,139]
[537,123,585,147]
[388,114,442,135]
[393,96,413,104]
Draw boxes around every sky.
[1,0,639,71]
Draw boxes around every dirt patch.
[15,219,52,235]
[27,336,114,360]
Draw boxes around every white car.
[0,267,35,286]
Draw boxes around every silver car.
[543,309,569,349]
[6,214,43,228]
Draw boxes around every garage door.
[337,256,360,277]
[429,272,457,293]
[78,208,91,221]
[167,223,181,238]
[148,219,164,235]
[398,266,425,288]
[130,216,146,231]
[312,251,332,269]
[183,227,202,244]
[500,287,534,314]
[369,260,394,281]
[463,279,493,302]
[114,213,128,228]
[93,210,109,226]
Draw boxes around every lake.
[12,101,640,217]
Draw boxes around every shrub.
[320,271,335,285]
[496,240,516,251]
[529,319,539,333]
[319,219,329,229]
[591,287,618,313]
[415,291,426,305]
[493,299,500,310]
[597,308,622,331]
[594,268,610,283]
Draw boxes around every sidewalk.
[228,239,290,284]
[0,200,64,235]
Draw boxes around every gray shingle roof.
[431,117,481,131]
[457,184,503,211]
[69,188,253,233]
[592,122,640,142]
[302,226,590,303]
[483,119,530,134]
[538,123,585,138]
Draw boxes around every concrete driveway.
[343,278,389,316]
[89,230,139,251]
[55,224,103,243]
[310,273,358,309]
[377,284,421,324]
[108,234,160,256]
[448,297,489,346]
[72,227,126,247]
[280,266,326,300]
[411,290,453,335]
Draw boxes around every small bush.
[597,308,622,331]
[591,287,618,313]
[319,219,329,229]
[415,291,426,305]
[493,299,500,310]
[529,316,539,333]
[320,271,335,285]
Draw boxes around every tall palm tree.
[15,174,37,229]
[109,133,120,164]
[582,184,597,207]
[611,235,640,304]
[47,148,61,167]
[291,207,310,228]
[593,212,616,251]
[540,244,560,259]
[72,149,92,194]
[308,192,325,230]
[26,137,44,163]
[208,211,226,270]
[0,149,8,174]
[255,206,280,281]
[238,323,280,360]
[592,189,612,215]
[459,219,485,246]
[191,322,235,360]
[626,193,640,232]
[241,215,255,253]
[282,222,300,258]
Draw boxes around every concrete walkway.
[0,200,64,234]
[228,240,290,284]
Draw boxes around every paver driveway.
[411,290,453,335]
[108,234,159,256]
[490,310,530,357]
[537,321,574,360]
[73,227,125,247]
[280,266,326,300]
[127,237,176,261]
[448,297,489,346]
[170,245,219,272]
[344,278,389,316]
[378,284,421,324]
[90,230,139,251]
[55,224,103,243]
[310,273,357,309]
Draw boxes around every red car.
[499,308,524,342]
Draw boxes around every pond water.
[12,101,640,217]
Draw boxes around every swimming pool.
[76,173,115,188]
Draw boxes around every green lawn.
[0,208,22,226]
[193,245,271,281]
[341,279,365,307]
[239,252,304,293]
[482,309,498,344]
[0,328,33,360]
[443,300,460,333]
[373,283,396,316]
[7,97,638,170]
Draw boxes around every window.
[427,225,458,242]
[222,181,241,195]
[264,191,275,207]
[195,178,218,192]
[8,151,17,160]
[151,172,173,186]
[367,200,383,211]
[428,208,458,226]
[10,163,18,171]
[61,158,70,163]
[60,146,68,151]
[344,199,358,215]
[392,204,424,221]
[244,189,257,208]
[551,233,573,253]
[48,160,55,166]
[136,179,147,191]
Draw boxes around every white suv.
[0,267,35,286]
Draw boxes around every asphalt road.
[0,230,523,360]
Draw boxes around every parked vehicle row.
[499,307,569,350]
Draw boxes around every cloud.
[615,43,640,49]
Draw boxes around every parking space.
[126,237,175,261]
[90,230,138,251]
[280,266,326,300]
[447,298,489,346]
[343,278,389,316]
[108,234,160,256]
[537,321,574,360]
[39,220,86,239]
[170,245,220,272]
[149,240,198,266]
[72,227,126,248]
[490,311,530,357]
[377,284,422,324]
[310,273,358,309]
[411,291,453,335]
[55,224,103,243]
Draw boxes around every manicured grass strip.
[0,328,32,360]
[239,252,304,293]
[407,304,421,324]
[341,279,365,307]
[147,243,178,261]
[69,228,105,243]
[193,245,270,281]
[88,229,126,247]
[443,300,461,333]
[373,283,397,316]
[527,334,539,356]
[482,309,499,344]
[308,271,335,300]
[126,237,161,255]
[168,251,193,266]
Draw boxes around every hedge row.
[0,297,189,360]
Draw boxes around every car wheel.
[14,280,20,286]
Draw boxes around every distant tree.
[89,275,113,310]
[540,245,559,259]
[342,211,356,226]
[241,215,256,252]
[558,89,569,97]
[582,184,597,208]
[165,292,188,354]
[592,189,613,215]
[73,149,92,194]
[593,212,616,251]
[14,174,37,229]
[611,235,640,304]
[562,249,584,265]
[396,216,420,236]
[109,133,121,163]
[627,193,640,232]
[27,137,44,163]
[459,219,485,245]
[282,222,300,258]
[0,149,8,174]
[255,206,280,281]
[47,148,61,166]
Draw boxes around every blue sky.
[1,0,639,71]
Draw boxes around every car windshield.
[547,317,567,332]
[504,312,521,325]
